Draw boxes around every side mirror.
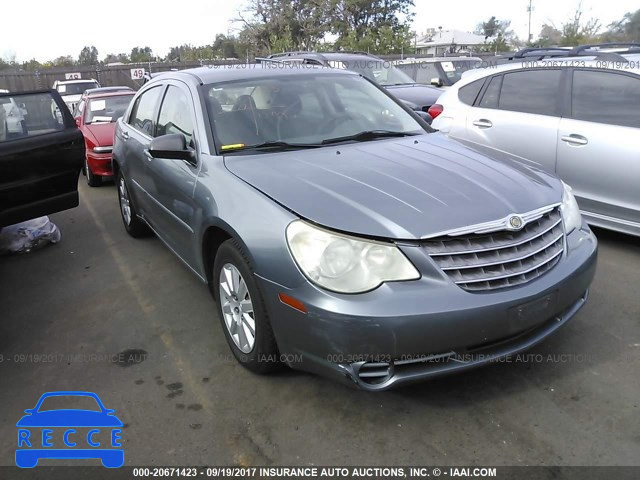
[430,77,443,87]
[415,111,433,125]
[24,409,34,414]
[148,134,194,162]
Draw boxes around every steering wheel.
[317,112,366,136]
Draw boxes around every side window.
[572,70,640,128]
[498,69,562,115]
[414,64,439,84]
[479,76,502,109]
[458,78,485,106]
[128,86,162,136]
[157,86,195,146]
[1,92,65,142]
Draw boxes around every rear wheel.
[85,157,102,187]
[117,171,150,237]
[213,239,280,373]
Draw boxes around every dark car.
[0,90,84,228]
[267,51,442,112]
[112,65,596,391]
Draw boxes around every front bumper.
[258,224,597,391]
[86,152,114,176]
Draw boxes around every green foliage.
[474,17,520,52]
[601,9,640,42]
[130,47,155,63]
[103,53,130,64]
[78,46,99,65]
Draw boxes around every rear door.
[557,68,640,228]
[463,69,563,172]
[0,90,84,228]
[117,85,164,217]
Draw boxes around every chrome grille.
[423,207,564,292]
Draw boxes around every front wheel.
[85,157,102,187]
[117,171,150,238]
[213,239,281,373]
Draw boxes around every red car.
[76,91,135,186]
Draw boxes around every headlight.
[286,220,420,293]
[561,182,582,233]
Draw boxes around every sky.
[2,0,638,62]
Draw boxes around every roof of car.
[396,57,482,64]
[146,63,360,85]
[269,51,382,62]
[85,90,136,99]
[56,79,99,84]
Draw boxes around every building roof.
[417,30,488,48]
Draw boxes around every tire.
[85,157,102,187]
[213,239,281,373]
[116,171,150,238]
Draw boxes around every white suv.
[52,79,100,113]
[432,44,640,236]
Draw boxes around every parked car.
[267,51,442,113]
[112,65,596,391]
[432,44,640,236]
[76,90,135,186]
[52,78,100,113]
[0,89,84,228]
[73,86,134,118]
[0,90,29,139]
[395,57,482,89]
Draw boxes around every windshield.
[84,94,134,124]
[204,73,424,152]
[37,395,101,412]
[57,81,99,96]
[439,60,481,84]
[340,60,415,86]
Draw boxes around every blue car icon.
[16,391,123,468]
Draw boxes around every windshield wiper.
[221,141,322,153]
[321,130,420,145]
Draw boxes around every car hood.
[224,134,562,240]
[16,410,123,427]
[384,84,441,109]
[82,123,116,146]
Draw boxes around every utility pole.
[527,0,533,45]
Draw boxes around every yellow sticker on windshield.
[221,144,245,151]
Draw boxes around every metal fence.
[0,54,505,92]
[0,61,241,92]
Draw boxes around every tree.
[51,56,75,67]
[238,0,331,55]
[78,46,99,65]
[22,59,41,71]
[130,47,155,63]
[330,0,415,52]
[475,17,521,52]
[103,53,130,64]
[558,4,600,46]
[602,9,640,42]
[535,24,563,47]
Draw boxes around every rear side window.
[479,76,502,108]
[129,86,162,136]
[458,78,485,106]
[572,70,640,128]
[498,70,562,115]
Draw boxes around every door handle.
[472,119,493,128]
[561,134,588,146]
[144,149,153,161]
[121,131,129,140]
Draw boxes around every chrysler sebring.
[112,65,597,390]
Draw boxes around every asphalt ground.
[0,180,638,471]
